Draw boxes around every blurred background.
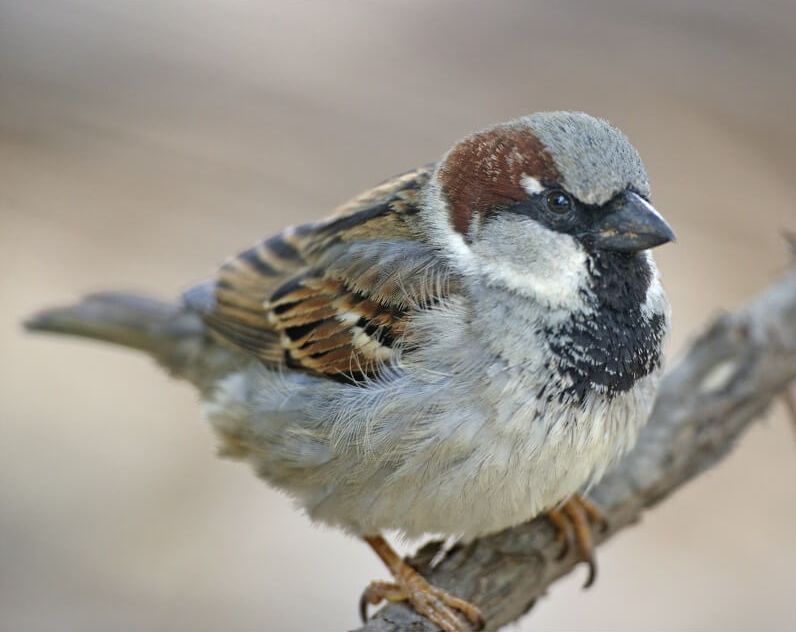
[2,0,796,630]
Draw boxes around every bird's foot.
[547,494,607,588]
[359,576,484,632]
[361,536,484,632]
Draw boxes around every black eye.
[545,190,573,214]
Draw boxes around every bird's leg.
[360,535,484,632]
[547,494,607,588]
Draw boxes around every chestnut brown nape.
[437,125,559,235]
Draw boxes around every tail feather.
[25,292,203,356]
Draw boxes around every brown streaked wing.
[182,164,452,381]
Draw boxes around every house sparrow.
[27,111,673,632]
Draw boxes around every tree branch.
[353,258,796,632]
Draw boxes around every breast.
[198,278,667,540]
[353,356,662,539]
[344,274,669,538]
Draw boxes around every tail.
[25,292,207,376]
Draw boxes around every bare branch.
[782,387,796,447]
[353,260,796,632]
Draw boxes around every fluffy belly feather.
[202,361,659,539]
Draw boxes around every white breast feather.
[201,273,665,539]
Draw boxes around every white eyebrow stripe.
[520,175,545,196]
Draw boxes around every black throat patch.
[542,252,666,405]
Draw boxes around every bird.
[26,111,674,632]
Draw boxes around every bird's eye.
[545,190,573,214]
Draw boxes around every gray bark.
[353,258,796,632]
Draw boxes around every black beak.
[588,190,675,252]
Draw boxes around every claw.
[362,535,484,632]
[547,494,607,589]
[360,580,407,623]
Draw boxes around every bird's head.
[422,111,674,304]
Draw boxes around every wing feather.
[183,164,453,382]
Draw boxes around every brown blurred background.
[2,1,796,630]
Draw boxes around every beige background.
[2,1,796,630]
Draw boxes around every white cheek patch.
[474,217,591,310]
[419,173,589,311]
[520,175,545,196]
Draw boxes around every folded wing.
[183,165,455,382]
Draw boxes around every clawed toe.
[360,580,407,622]
[547,494,606,588]
[406,579,484,632]
[360,577,484,632]
[361,536,484,632]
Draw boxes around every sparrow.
[27,111,674,632]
